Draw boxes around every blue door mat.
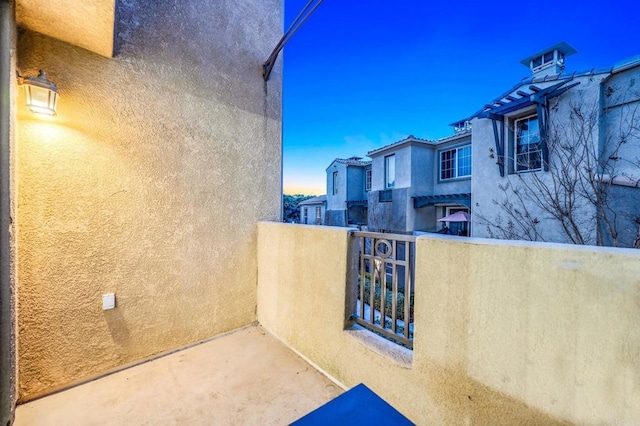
[291,383,414,425]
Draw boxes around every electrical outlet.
[102,293,116,310]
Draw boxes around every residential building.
[367,133,472,234]
[299,195,326,225]
[325,157,370,226]
[460,42,640,247]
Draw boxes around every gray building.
[299,195,326,225]
[461,42,640,247]
[325,157,370,227]
[367,134,472,234]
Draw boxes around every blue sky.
[282,0,640,195]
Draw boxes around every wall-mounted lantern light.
[18,70,59,116]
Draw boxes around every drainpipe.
[0,0,16,424]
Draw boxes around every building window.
[514,115,541,172]
[315,206,321,224]
[303,207,308,224]
[332,171,338,195]
[385,155,395,189]
[531,50,560,72]
[365,169,372,191]
[440,145,472,180]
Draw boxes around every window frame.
[303,207,308,224]
[365,168,372,192]
[438,144,472,181]
[332,171,338,195]
[384,155,395,189]
[513,113,542,173]
[530,50,559,73]
[315,206,321,223]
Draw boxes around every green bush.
[358,273,414,323]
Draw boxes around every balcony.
[257,222,640,425]
[11,223,640,424]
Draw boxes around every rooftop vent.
[520,42,577,77]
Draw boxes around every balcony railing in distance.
[350,231,415,349]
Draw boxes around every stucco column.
[0,0,16,423]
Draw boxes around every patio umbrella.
[437,211,471,222]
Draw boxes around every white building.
[325,157,370,227]
[462,42,640,247]
[299,195,326,225]
[366,133,472,234]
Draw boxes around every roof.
[413,193,471,209]
[477,79,581,119]
[326,157,371,170]
[299,195,326,206]
[612,55,640,74]
[367,135,435,157]
[452,53,640,126]
[367,132,473,158]
[433,130,472,145]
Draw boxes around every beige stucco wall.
[257,222,640,425]
[16,0,282,401]
[16,0,115,57]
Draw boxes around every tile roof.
[433,130,472,145]
[299,195,326,205]
[367,135,435,157]
[330,157,371,167]
[366,132,472,157]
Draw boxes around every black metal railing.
[350,231,415,348]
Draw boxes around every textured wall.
[325,161,346,211]
[258,223,572,425]
[16,0,282,400]
[16,0,115,57]
[420,236,640,424]
[367,188,409,233]
[258,223,640,424]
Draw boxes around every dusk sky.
[282,0,640,195]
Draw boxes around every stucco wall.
[257,222,640,425]
[326,161,346,211]
[299,202,325,225]
[602,64,640,181]
[368,188,408,233]
[346,165,366,201]
[369,154,386,191]
[15,0,282,400]
[408,144,434,195]
[16,0,115,57]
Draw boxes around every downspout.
[0,0,16,424]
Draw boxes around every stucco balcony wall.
[257,221,640,425]
[14,0,283,402]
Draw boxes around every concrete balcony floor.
[15,325,343,425]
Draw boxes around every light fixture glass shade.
[23,70,59,116]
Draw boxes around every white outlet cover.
[102,293,116,310]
